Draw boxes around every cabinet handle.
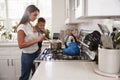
[7,59,9,66]
[11,59,14,66]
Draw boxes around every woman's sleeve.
[17,25,26,34]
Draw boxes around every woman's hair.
[18,5,39,26]
[38,17,46,23]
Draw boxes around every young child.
[35,17,46,52]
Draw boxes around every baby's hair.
[38,17,46,23]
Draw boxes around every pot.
[50,40,62,50]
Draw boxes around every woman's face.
[29,11,39,22]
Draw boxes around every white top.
[31,61,116,80]
[17,23,39,53]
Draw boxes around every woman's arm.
[17,30,45,49]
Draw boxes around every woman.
[17,5,45,80]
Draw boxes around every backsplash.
[63,19,120,42]
[78,19,120,34]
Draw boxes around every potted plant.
[45,29,51,39]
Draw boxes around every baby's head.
[37,17,46,29]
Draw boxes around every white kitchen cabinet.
[74,0,120,18]
[0,59,12,80]
[0,45,21,80]
[0,41,51,80]
[65,0,86,24]
[65,0,70,20]
[13,59,21,80]
[65,0,79,24]
[86,0,120,16]
[0,58,16,80]
[75,0,85,18]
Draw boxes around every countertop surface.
[0,41,18,47]
[0,40,51,47]
[31,61,119,80]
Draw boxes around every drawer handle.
[7,59,9,66]
[11,59,14,66]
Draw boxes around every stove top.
[36,48,81,61]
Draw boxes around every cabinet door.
[65,0,79,24]
[0,59,15,80]
[0,46,21,80]
[66,0,70,18]
[13,59,21,80]
[87,0,120,16]
[0,47,11,56]
[10,46,21,56]
[75,0,85,18]
[10,46,21,80]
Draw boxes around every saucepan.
[50,40,62,51]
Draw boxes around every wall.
[51,0,120,39]
[78,19,114,34]
[52,0,66,35]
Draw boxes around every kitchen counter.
[31,61,119,80]
[0,41,18,47]
[0,40,51,47]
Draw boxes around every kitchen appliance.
[50,40,62,51]
[36,48,81,61]
[53,33,60,39]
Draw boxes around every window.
[8,0,37,19]
[0,0,6,19]
[37,0,52,31]
[7,0,52,30]
[0,0,52,41]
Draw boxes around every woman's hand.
[40,28,46,33]
[37,34,45,42]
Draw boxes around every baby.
[35,17,46,52]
